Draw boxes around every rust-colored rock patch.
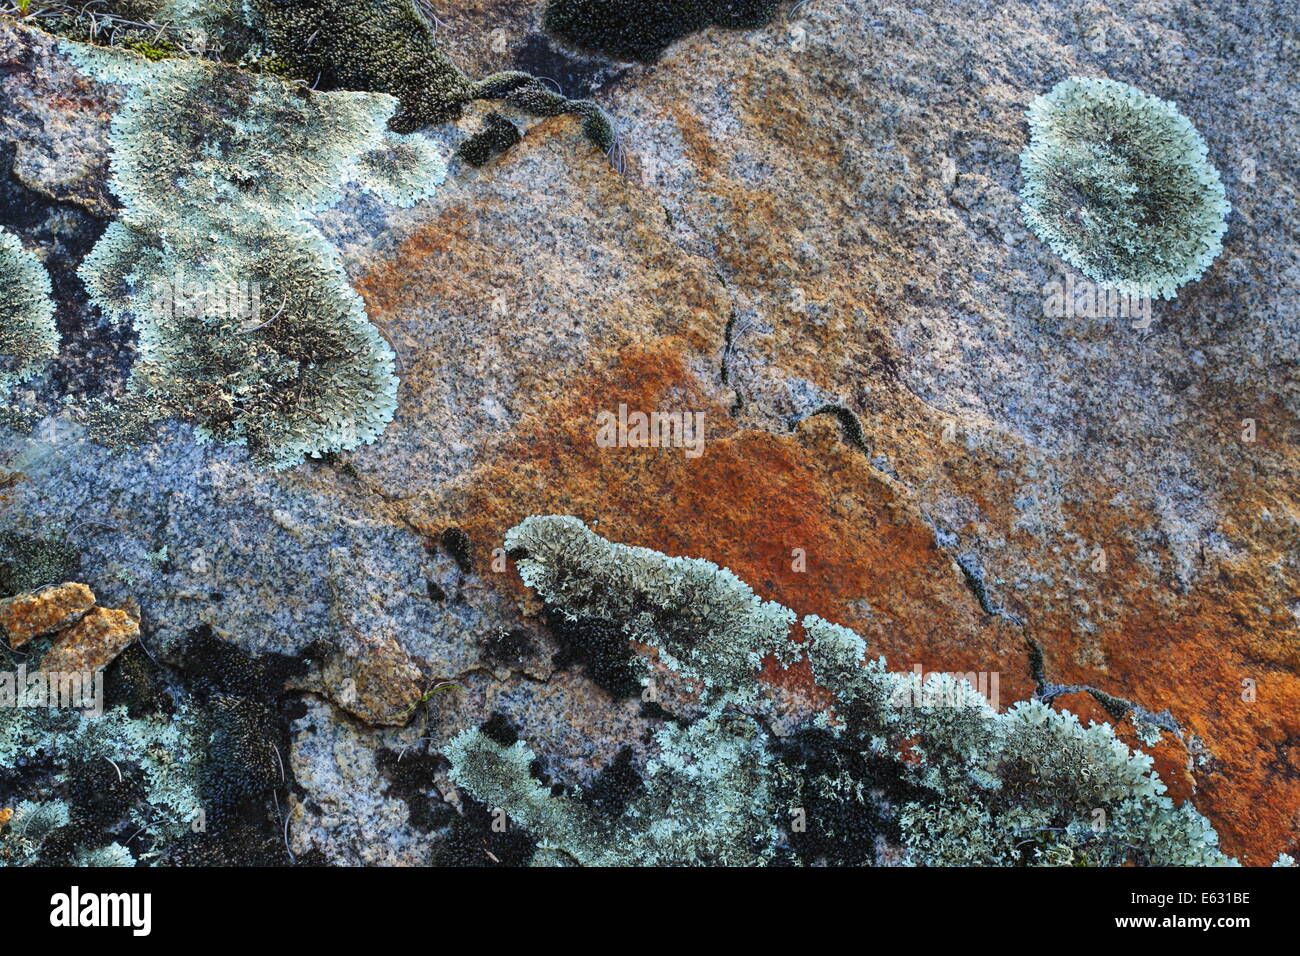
[0,582,95,648]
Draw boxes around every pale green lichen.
[75,842,138,867]
[896,699,1228,867]
[449,516,1235,866]
[66,44,445,468]
[6,799,71,856]
[0,228,59,394]
[447,709,778,866]
[0,705,205,849]
[505,514,799,707]
[355,131,448,207]
[1020,77,1230,300]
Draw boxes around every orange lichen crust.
[417,339,1034,710]
[0,582,95,648]
[38,605,139,675]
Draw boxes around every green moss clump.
[124,38,177,61]
[249,0,476,132]
[447,516,1235,866]
[543,0,780,63]
[1020,77,1230,300]
[456,113,523,168]
[0,228,59,395]
[250,1,620,155]
[32,0,262,64]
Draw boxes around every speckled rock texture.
[0,0,1296,864]
[0,580,136,673]
[0,581,93,646]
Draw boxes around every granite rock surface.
[0,1,1296,863]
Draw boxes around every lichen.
[1020,76,1230,300]
[355,131,447,207]
[543,0,781,63]
[447,516,1235,866]
[75,842,137,866]
[0,624,320,866]
[0,705,204,865]
[0,227,59,395]
[505,514,799,707]
[68,47,425,468]
[447,708,779,866]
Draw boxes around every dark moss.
[200,695,280,817]
[35,750,148,864]
[176,624,315,702]
[456,112,522,168]
[954,552,1001,618]
[7,628,327,867]
[512,32,626,99]
[250,0,621,157]
[639,699,674,721]
[103,643,174,719]
[1025,635,1047,692]
[34,0,262,66]
[469,72,618,154]
[429,794,537,867]
[440,526,473,573]
[479,627,536,670]
[807,403,870,455]
[478,711,521,748]
[0,530,79,598]
[250,0,477,131]
[375,746,452,833]
[163,633,324,864]
[544,606,641,699]
[543,0,780,63]
[770,726,921,866]
[62,753,145,829]
[1086,687,1135,723]
[581,746,644,818]
[167,818,297,866]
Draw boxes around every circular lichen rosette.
[1019,77,1230,300]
